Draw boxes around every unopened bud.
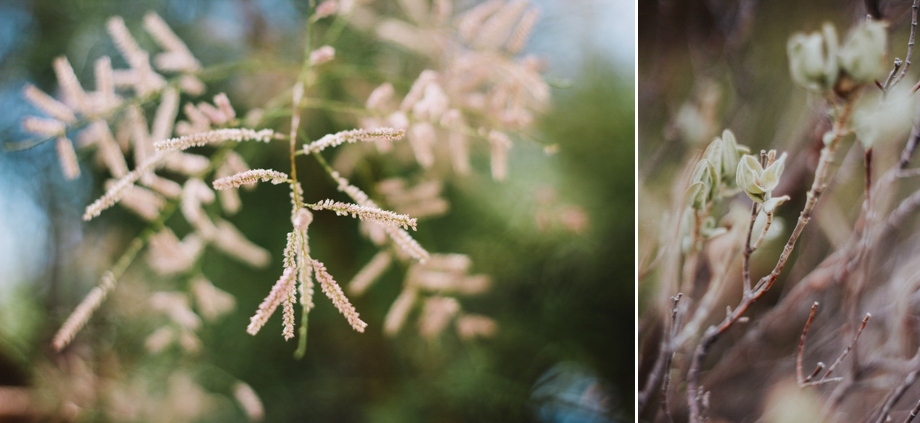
[838,20,887,84]
[687,159,716,210]
[787,23,839,92]
[736,152,787,203]
[720,129,744,187]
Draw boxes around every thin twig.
[847,148,873,373]
[822,313,871,380]
[796,308,871,387]
[898,168,920,178]
[638,292,685,415]
[750,211,773,251]
[876,369,920,423]
[660,294,683,423]
[890,0,920,90]
[638,343,668,412]
[797,302,820,385]
[905,398,920,423]
[742,201,758,294]
[883,59,903,91]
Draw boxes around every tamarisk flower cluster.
[247,267,298,338]
[369,253,494,339]
[154,128,277,151]
[304,127,405,153]
[312,259,367,332]
[42,0,541,361]
[330,170,430,262]
[31,12,289,351]
[212,169,290,190]
[354,0,549,180]
[308,199,417,231]
[11,1,563,419]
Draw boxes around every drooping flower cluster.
[311,259,367,332]
[373,253,493,339]
[247,268,298,337]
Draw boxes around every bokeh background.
[0,0,634,421]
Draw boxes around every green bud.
[720,129,741,186]
[679,207,696,253]
[736,152,787,203]
[787,23,839,91]
[687,159,716,209]
[760,152,787,193]
[762,195,791,214]
[736,155,765,202]
[851,85,915,149]
[838,20,887,84]
[703,138,724,184]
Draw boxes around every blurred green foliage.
[0,1,633,421]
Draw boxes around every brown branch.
[890,0,919,90]
[796,305,871,387]
[660,293,683,423]
[686,101,855,422]
[797,302,820,385]
[905,398,920,423]
[821,313,871,381]
[638,292,684,414]
[876,368,920,423]
[742,201,758,294]
[882,59,903,92]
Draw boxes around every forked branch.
[796,302,871,387]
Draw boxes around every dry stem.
[686,101,854,422]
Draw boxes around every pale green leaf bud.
[838,20,887,84]
[762,195,791,214]
[851,84,915,149]
[679,207,696,253]
[687,159,715,209]
[736,155,766,202]
[720,129,742,186]
[760,152,787,193]
[787,23,839,91]
[736,152,787,203]
[703,138,724,184]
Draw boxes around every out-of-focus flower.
[787,23,839,92]
[838,20,887,84]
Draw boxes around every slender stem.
[797,302,820,385]
[906,398,920,423]
[823,313,871,380]
[686,100,855,422]
[750,212,773,251]
[890,0,919,90]
[847,148,873,372]
[660,294,682,423]
[742,202,758,294]
[877,369,920,423]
